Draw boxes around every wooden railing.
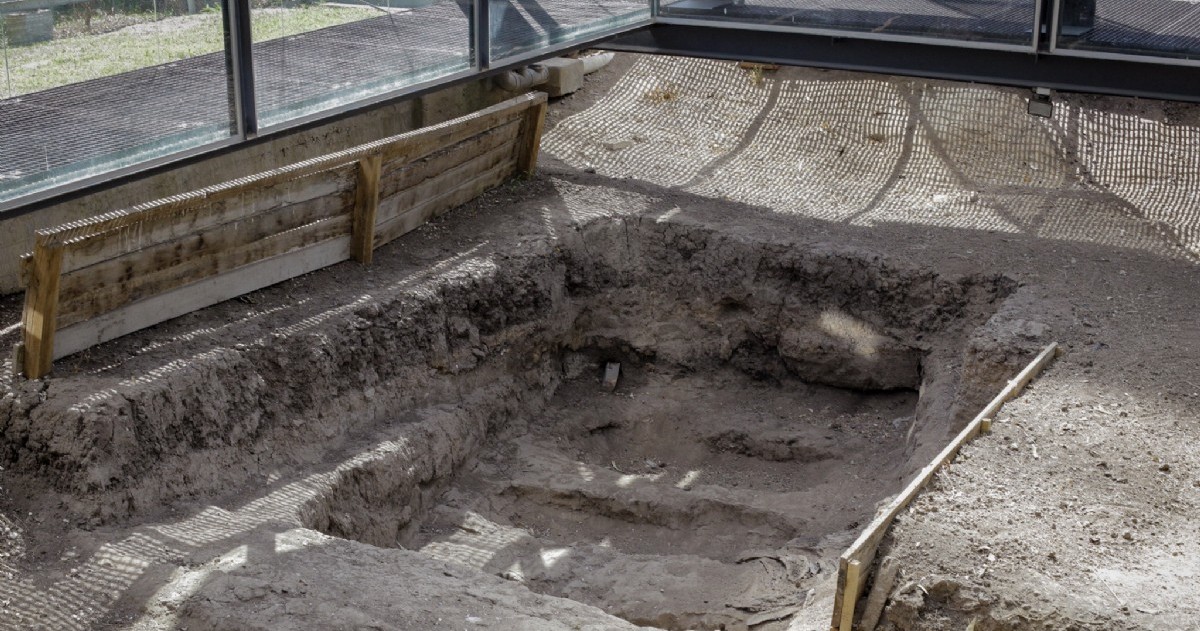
[16,92,547,379]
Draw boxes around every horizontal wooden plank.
[58,167,354,275]
[374,157,517,249]
[41,162,354,252]
[379,118,522,200]
[58,189,352,314]
[376,140,518,229]
[57,214,351,328]
[375,92,544,166]
[53,237,352,360]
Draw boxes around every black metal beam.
[599,23,1200,103]
[221,0,257,138]
[473,0,491,70]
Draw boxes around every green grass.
[0,5,378,98]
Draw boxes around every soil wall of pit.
[0,214,1041,525]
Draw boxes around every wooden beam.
[58,167,355,276]
[53,237,351,360]
[35,94,542,363]
[374,158,517,249]
[377,92,544,165]
[351,154,382,265]
[517,95,548,176]
[20,234,64,379]
[828,342,1060,630]
[57,190,351,308]
[57,215,350,328]
[376,141,516,228]
[379,119,521,200]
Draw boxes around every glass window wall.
[1055,0,1200,61]
[7,0,1200,210]
[489,0,650,60]
[1,0,236,204]
[249,0,472,128]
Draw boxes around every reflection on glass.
[660,0,1038,46]
[489,0,650,61]
[1055,0,1200,61]
[0,0,234,204]
[251,0,471,128]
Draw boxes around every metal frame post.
[473,0,491,69]
[221,0,258,139]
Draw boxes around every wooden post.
[838,559,862,631]
[517,96,547,176]
[351,153,382,265]
[21,234,65,379]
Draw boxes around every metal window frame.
[654,14,1037,53]
[599,21,1200,102]
[223,0,258,139]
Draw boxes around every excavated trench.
[290,219,1022,631]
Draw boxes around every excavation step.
[416,507,825,631]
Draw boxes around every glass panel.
[659,0,1039,47]
[1055,0,1200,61]
[0,1,234,205]
[251,0,471,128]
[490,0,650,61]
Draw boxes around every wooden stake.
[859,556,900,631]
[517,95,548,176]
[838,559,862,631]
[351,153,382,265]
[21,234,64,379]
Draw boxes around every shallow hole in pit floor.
[298,223,1017,631]
[418,365,915,630]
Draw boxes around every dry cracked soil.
[1,53,1199,631]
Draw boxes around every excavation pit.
[413,368,917,630]
[0,216,1038,631]
[286,218,1027,631]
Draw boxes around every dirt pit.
[0,212,1041,631]
[283,218,1027,631]
[411,369,914,630]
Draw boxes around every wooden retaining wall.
[829,342,1061,631]
[16,92,547,379]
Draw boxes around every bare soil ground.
[2,53,1199,631]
